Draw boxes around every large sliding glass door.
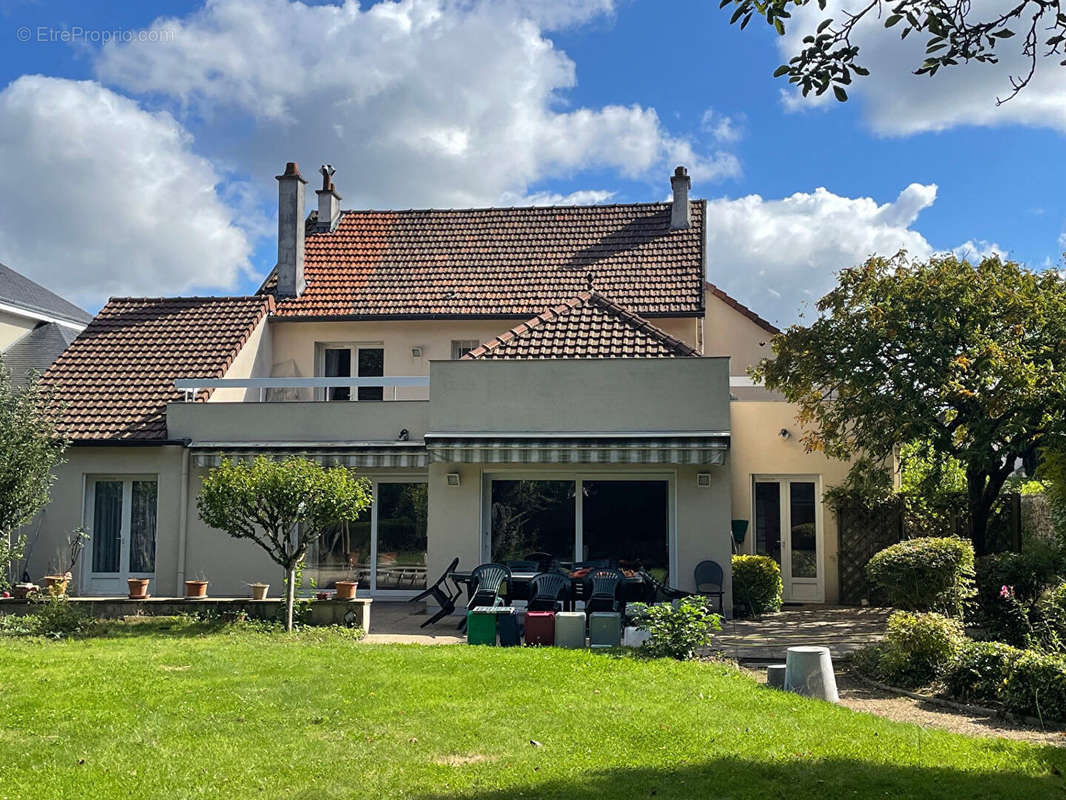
[484,474,673,582]
[315,479,427,594]
[84,477,158,595]
[753,476,823,603]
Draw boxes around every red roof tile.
[705,282,779,335]
[42,296,272,441]
[263,202,705,319]
[464,292,699,360]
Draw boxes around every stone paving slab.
[713,606,890,661]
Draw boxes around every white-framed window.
[317,342,385,401]
[451,340,480,360]
[82,476,158,594]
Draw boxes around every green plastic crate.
[555,611,586,649]
[466,607,497,646]
[589,612,622,648]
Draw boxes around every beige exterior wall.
[0,309,37,350]
[425,461,732,610]
[206,315,273,401]
[703,291,774,375]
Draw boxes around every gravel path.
[746,664,1066,747]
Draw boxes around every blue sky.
[0,0,1062,324]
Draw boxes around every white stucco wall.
[0,309,37,351]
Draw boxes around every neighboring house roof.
[705,281,780,335]
[1,323,80,388]
[0,261,92,326]
[463,292,699,360]
[41,296,273,441]
[262,202,706,319]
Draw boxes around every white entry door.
[83,477,158,595]
[753,476,823,603]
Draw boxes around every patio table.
[448,570,649,613]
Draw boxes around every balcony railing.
[174,376,430,402]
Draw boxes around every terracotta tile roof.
[463,292,699,360]
[41,296,272,441]
[705,281,780,335]
[263,201,705,319]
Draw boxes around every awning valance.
[426,434,729,466]
[190,443,428,469]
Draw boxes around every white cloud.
[95,0,735,210]
[499,189,616,206]
[705,183,940,325]
[777,1,1066,135]
[953,240,1007,263]
[700,108,745,144]
[0,76,252,308]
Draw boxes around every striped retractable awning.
[190,444,428,469]
[426,435,729,465]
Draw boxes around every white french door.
[752,475,823,603]
[83,477,158,595]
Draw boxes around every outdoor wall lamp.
[696,472,711,488]
[779,428,791,439]
[411,346,424,358]
[446,472,461,487]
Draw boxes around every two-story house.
[26,163,850,613]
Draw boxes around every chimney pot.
[316,164,342,233]
[670,165,691,229]
[276,161,308,298]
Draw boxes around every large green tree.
[754,253,1066,555]
[0,366,68,590]
[197,457,371,630]
[722,0,1066,104]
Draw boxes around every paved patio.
[713,606,890,661]
[363,601,890,657]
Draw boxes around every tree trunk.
[966,465,1009,557]
[285,565,296,632]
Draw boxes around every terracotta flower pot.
[250,583,269,601]
[334,580,357,600]
[12,583,36,600]
[184,580,209,599]
[43,576,69,596]
[128,578,150,599]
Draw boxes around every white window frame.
[479,470,677,580]
[315,341,386,401]
[751,474,824,603]
[450,340,481,360]
[82,475,159,593]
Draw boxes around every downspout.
[175,446,190,587]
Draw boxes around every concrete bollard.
[766,663,787,689]
[784,646,839,703]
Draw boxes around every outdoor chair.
[582,567,625,614]
[694,560,725,613]
[528,571,570,612]
[459,563,512,631]
[409,556,462,628]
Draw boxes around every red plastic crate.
[524,611,556,646]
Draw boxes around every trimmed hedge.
[865,537,976,617]
[875,610,965,688]
[731,555,782,617]
[1003,650,1066,721]
[942,640,1024,705]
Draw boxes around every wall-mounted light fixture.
[779,428,791,439]
[696,473,711,488]
[446,472,461,487]
[411,346,424,358]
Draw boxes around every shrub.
[975,548,1064,646]
[0,594,91,639]
[1031,582,1066,654]
[876,610,965,688]
[731,555,782,617]
[1003,650,1066,722]
[865,537,975,617]
[943,640,1024,705]
[628,596,722,660]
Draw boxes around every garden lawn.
[1,623,1065,800]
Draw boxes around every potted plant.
[41,528,89,597]
[184,573,209,599]
[42,572,70,596]
[128,577,150,599]
[335,560,358,600]
[249,582,269,601]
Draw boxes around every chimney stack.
[316,164,342,233]
[275,161,307,298]
[670,165,691,229]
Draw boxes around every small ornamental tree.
[0,366,68,590]
[197,456,371,631]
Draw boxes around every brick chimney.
[275,161,307,298]
[316,164,342,233]
[670,165,691,230]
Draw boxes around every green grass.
[1,622,1064,799]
